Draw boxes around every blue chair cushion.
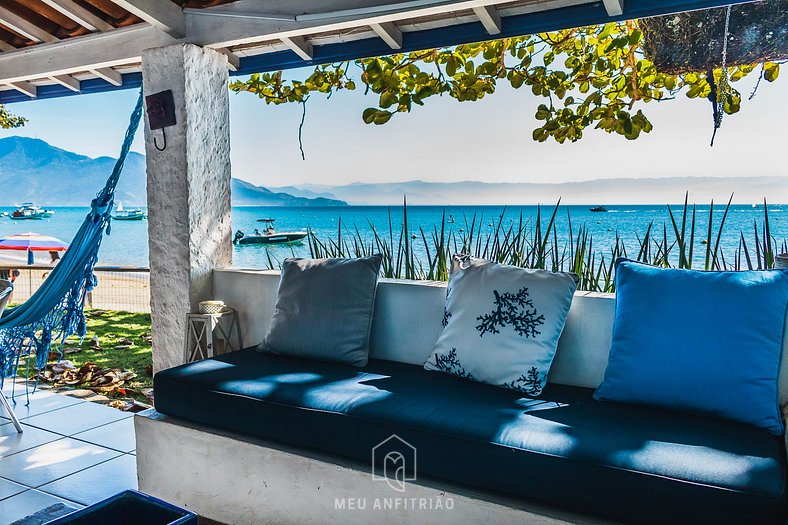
[595,259,788,435]
[155,349,787,524]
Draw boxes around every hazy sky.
[2,64,785,189]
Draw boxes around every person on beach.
[41,251,63,282]
[0,268,19,282]
[0,267,19,304]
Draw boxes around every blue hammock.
[0,92,144,387]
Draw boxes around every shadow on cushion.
[155,348,788,524]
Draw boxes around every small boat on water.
[589,206,608,213]
[112,203,146,221]
[234,219,308,245]
[11,203,53,220]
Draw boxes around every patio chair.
[0,93,143,434]
[0,279,11,315]
[0,278,23,432]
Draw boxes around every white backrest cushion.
[213,269,788,396]
[368,279,446,365]
[367,278,615,389]
[213,269,281,347]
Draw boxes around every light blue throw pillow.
[595,259,788,435]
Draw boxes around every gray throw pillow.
[259,254,383,366]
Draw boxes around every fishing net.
[639,0,788,74]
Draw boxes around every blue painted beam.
[0,0,754,105]
[234,0,755,75]
[0,73,142,104]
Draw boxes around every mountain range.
[0,136,346,207]
[3,136,786,206]
[272,176,788,205]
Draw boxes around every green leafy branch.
[0,104,26,129]
[230,20,781,144]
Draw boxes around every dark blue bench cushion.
[154,348,787,524]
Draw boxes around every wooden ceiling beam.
[0,6,59,43]
[217,48,240,71]
[280,35,313,60]
[90,67,123,86]
[8,81,37,97]
[370,22,402,50]
[50,74,81,92]
[602,0,624,16]
[473,5,502,35]
[107,0,185,38]
[40,0,114,32]
[0,24,173,85]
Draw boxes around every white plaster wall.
[143,44,232,373]
[214,268,788,399]
[212,268,281,350]
[213,269,615,389]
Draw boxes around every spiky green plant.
[276,196,785,293]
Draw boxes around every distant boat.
[11,203,52,220]
[589,206,608,213]
[234,219,307,245]
[112,203,145,221]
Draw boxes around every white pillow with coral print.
[425,256,578,396]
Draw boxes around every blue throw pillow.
[595,259,788,435]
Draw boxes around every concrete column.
[142,43,232,372]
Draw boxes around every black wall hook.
[153,128,167,151]
[146,90,176,152]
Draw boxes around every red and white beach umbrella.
[0,232,69,252]
[0,232,68,264]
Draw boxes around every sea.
[0,204,785,269]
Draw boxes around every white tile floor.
[0,381,137,524]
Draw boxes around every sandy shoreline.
[0,253,150,312]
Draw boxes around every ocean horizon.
[0,204,784,268]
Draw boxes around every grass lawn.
[75,309,153,388]
[17,309,154,403]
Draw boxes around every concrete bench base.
[134,410,608,525]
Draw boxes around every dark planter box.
[46,490,197,525]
